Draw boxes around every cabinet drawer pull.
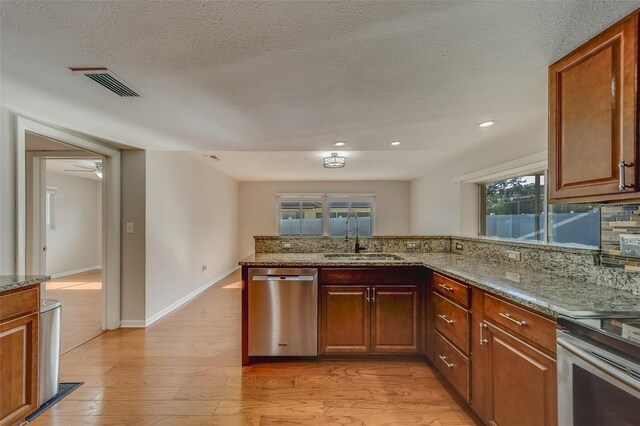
[438,283,454,292]
[438,314,454,325]
[371,287,376,302]
[619,160,634,191]
[438,355,454,368]
[365,288,370,303]
[499,312,527,327]
[479,322,488,345]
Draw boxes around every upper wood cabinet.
[549,11,639,203]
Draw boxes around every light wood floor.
[33,269,478,425]
[45,269,103,354]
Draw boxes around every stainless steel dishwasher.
[248,268,318,356]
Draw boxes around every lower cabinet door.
[371,285,419,353]
[319,286,370,353]
[484,322,557,426]
[0,313,39,426]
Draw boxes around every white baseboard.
[119,265,240,328]
[50,265,102,279]
[119,320,147,328]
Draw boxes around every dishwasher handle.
[251,275,316,281]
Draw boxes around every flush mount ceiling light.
[333,141,347,147]
[323,152,346,169]
[389,141,401,146]
[478,120,496,128]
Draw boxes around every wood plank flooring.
[33,270,478,425]
[45,269,103,354]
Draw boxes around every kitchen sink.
[323,253,405,261]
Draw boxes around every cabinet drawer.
[0,286,39,322]
[433,273,469,307]
[434,331,469,402]
[434,293,469,353]
[484,294,556,353]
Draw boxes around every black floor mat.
[26,382,83,422]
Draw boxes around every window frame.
[276,193,376,237]
[478,170,599,247]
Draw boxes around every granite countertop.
[239,252,640,318]
[0,275,50,293]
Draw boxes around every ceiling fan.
[64,161,103,178]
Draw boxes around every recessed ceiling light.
[389,141,401,146]
[478,120,496,128]
[333,141,347,147]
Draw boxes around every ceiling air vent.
[70,67,140,97]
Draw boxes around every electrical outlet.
[282,242,292,249]
[506,250,521,261]
[505,271,521,282]
[406,242,418,249]
[126,222,134,234]
[455,243,463,251]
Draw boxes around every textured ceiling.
[2,1,638,180]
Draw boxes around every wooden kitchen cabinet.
[428,273,471,402]
[320,284,420,354]
[482,322,557,426]
[371,285,419,353]
[319,285,370,353]
[549,10,640,203]
[472,289,557,426]
[0,286,40,426]
[319,268,423,355]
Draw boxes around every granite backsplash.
[255,236,451,254]
[254,235,640,295]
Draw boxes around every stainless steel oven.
[557,317,640,426]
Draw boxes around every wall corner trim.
[119,265,241,329]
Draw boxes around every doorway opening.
[25,132,105,353]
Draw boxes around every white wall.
[45,171,102,276]
[239,180,410,258]
[145,152,239,320]
[410,124,547,236]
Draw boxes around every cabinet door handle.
[619,161,634,191]
[371,287,376,302]
[438,355,454,368]
[479,322,488,345]
[365,288,370,303]
[438,283,454,292]
[499,312,527,327]
[438,314,454,325]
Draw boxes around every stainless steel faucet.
[345,213,364,253]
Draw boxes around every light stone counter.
[240,252,640,318]
[0,275,49,293]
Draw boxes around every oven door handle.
[558,336,640,392]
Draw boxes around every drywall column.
[120,150,147,324]
[0,107,16,274]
